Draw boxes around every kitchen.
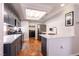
[3,3,79,56]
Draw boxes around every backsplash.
[4,23,22,35]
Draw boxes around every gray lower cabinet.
[41,36,47,56]
[4,35,22,56]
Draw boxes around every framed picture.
[65,11,74,26]
[49,27,57,35]
[49,28,53,31]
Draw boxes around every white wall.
[0,3,3,56]
[72,4,79,55]
[21,21,29,40]
[45,4,75,37]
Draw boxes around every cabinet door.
[41,36,47,56]
[11,16,15,26]
[47,39,63,56]
[8,11,15,26]
[18,20,21,27]
[8,15,15,26]
[11,38,21,56]
[47,38,72,56]
[16,20,21,27]
[11,42,16,56]
[4,15,9,23]
[4,44,11,56]
[16,20,18,27]
[4,9,9,23]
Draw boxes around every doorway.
[29,25,35,40]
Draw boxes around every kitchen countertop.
[4,34,22,44]
[39,34,74,39]
[39,34,58,39]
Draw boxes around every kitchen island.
[4,34,23,56]
[40,34,74,56]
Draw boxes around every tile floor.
[17,37,42,56]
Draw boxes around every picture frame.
[49,28,53,31]
[49,27,57,35]
[65,11,74,26]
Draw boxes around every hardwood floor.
[17,37,42,56]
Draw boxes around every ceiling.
[11,3,65,22]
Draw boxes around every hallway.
[17,38,42,56]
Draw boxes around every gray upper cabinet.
[16,20,18,27]
[18,21,21,27]
[4,9,9,24]
[4,14,9,24]
[4,11,21,27]
[8,14,15,26]
[14,19,21,27]
[4,7,21,27]
[4,10,15,26]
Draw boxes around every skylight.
[26,9,46,20]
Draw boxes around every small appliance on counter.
[4,23,22,35]
[16,28,22,34]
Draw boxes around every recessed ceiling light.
[26,9,46,20]
[60,4,65,7]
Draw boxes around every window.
[26,9,46,20]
